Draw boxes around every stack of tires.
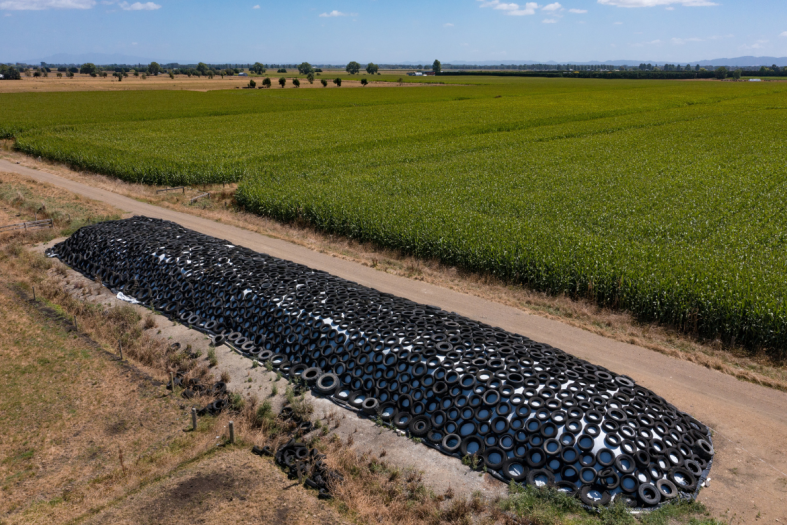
[48,217,713,509]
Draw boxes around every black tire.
[314,373,340,395]
[409,415,432,437]
[482,447,505,470]
[615,454,636,474]
[460,436,485,457]
[442,433,462,453]
[656,478,679,500]
[620,474,639,494]
[596,448,616,467]
[578,485,610,507]
[361,397,380,415]
[579,467,597,485]
[637,483,661,506]
[635,449,651,467]
[378,402,397,422]
[348,391,366,408]
[560,465,580,482]
[393,412,412,430]
[694,438,714,460]
[527,468,555,488]
[669,467,698,492]
[500,457,528,482]
[302,367,322,384]
[683,459,703,478]
[525,446,547,469]
[597,468,620,490]
[555,480,578,497]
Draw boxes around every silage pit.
[47,216,714,510]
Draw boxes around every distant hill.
[443,57,787,67]
[694,56,787,67]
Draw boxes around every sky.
[1,0,785,64]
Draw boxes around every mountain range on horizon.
[14,53,787,69]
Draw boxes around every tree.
[196,62,209,75]
[278,77,286,88]
[432,59,441,74]
[345,61,361,75]
[3,67,21,80]
[297,62,313,75]
[249,79,257,88]
[262,77,272,88]
[715,66,728,80]
[733,69,742,80]
[147,62,161,75]
[361,78,368,86]
[79,63,97,75]
[366,62,378,75]
[224,69,235,76]
[293,78,300,88]
[307,72,315,84]
[321,78,328,87]
[113,71,124,82]
[333,77,342,86]
[251,62,266,74]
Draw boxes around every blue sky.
[1,0,785,64]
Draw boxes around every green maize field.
[2,78,786,355]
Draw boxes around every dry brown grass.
[0,74,421,94]
[3,149,783,392]
[0,245,224,524]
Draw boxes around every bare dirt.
[0,74,420,93]
[84,449,347,525]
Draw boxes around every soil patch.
[86,449,347,525]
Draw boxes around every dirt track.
[2,158,786,522]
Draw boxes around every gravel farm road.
[2,158,786,523]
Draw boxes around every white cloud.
[568,8,587,13]
[319,9,355,17]
[119,1,160,10]
[444,22,454,27]
[0,0,94,9]
[613,21,622,24]
[478,0,539,16]
[598,0,717,7]
[542,2,562,10]
[631,38,663,46]
[740,39,769,50]
[252,4,259,8]
[671,36,702,44]
[780,31,787,38]
[665,6,674,9]
[542,17,557,22]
